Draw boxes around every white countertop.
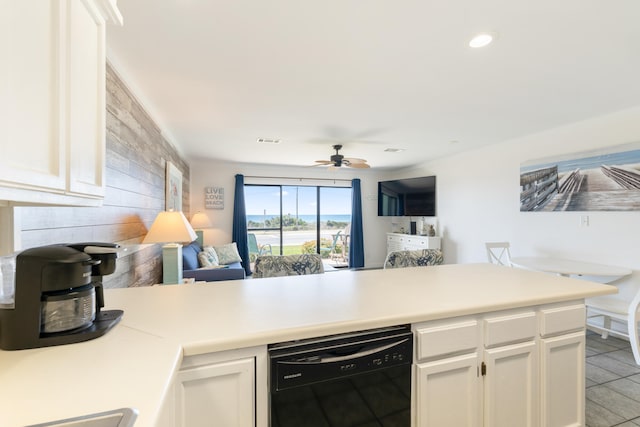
[0,324,181,427]
[0,263,617,426]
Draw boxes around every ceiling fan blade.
[314,160,333,165]
[347,162,370,169]
[343,157,367,163]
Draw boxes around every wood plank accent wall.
[17,63,191,288]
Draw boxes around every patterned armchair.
[383,249,444,269]
[253,254,325,278]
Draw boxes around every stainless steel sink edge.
[26,407,138,427]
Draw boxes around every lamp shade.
[190,212,212,229]
[143,211,197,244]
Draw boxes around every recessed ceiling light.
[469,33,494,48]
[257,138,281,144]
[384,148,406,153]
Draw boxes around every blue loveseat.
[182,241,246,282]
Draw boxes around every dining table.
[510,256,632,283]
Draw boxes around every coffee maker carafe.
[0,243,123,350]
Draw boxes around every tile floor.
[586,331,640,427]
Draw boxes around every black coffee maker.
[0,243,123,350]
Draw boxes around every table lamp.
[143,210,197,284]
[190,212,212,246]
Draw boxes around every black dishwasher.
[269,325,413,427]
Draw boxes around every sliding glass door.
[245,184,352,266]
[280,186,317,254]
[319,187,352,265]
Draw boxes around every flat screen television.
[378,176,436,217]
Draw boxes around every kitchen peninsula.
[0,264,616,426]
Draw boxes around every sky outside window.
[245,185,351,216]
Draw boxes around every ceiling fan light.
[469,33,494,48]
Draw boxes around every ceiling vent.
[257,138,281,144]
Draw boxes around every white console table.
[387,233,441,253]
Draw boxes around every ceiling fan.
[314,145,370,169]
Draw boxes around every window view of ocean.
[244,186,352,263]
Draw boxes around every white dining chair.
[485,242,512,267]
[586,287,640,365]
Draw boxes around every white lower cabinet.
[414,301,585,427]
[539,303,586,427]
[174,346,268,427]
[163,302,584,427]
[483,340,538,427]
[415,352,482,426]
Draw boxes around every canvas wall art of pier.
[520,142,640,212]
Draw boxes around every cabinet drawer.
[406,240,426,250]
[540,303,585,337]
[484,311,536,348]
[415,319,479,361]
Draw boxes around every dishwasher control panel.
[269,325,413,392]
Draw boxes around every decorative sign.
[205,186,224,210]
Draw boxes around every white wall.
[410,105,640,300]
[189,161,395,267]
[424,105,640,265]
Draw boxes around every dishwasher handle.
[283,338,410,365]
[271,333,413,392]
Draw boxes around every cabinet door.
[66,0,105,197]
[483,341,539,427]
[0,0,66,192]
[415,353,481,427]
[540,332,585,427]
[176,357,255,427]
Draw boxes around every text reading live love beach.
[205,186,224,209]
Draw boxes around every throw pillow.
[182,242,201,270]
[198,246,219,268]
[214,242,242,265]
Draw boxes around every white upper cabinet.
[67,0,107,197]
[0,0,121,206]
[0,1,66,194]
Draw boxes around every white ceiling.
[107,0,640,170]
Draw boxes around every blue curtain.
[232,174,251,276]
[349,178,365,268]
